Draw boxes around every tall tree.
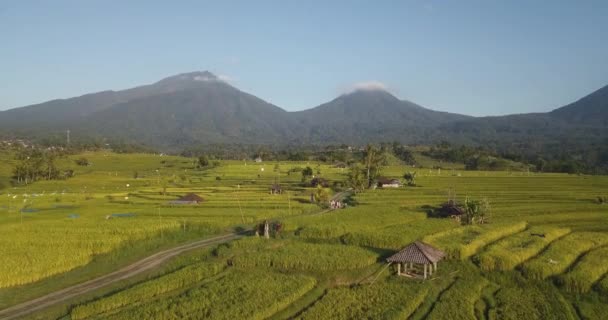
[347,164,367,193]
[363,144,386,188]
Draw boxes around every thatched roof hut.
[387,241,446,279]
[376,177,402,188]
[270,184,282,194]
[169,193,204,205]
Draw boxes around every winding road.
[0,232,246,320]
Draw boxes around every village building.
[376,177,402,188]
[386,241,446,279]
[169,193,204,205]
[254,156,263,163]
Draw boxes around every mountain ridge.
[0,71,606,156]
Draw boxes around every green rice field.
[1,150,607,319]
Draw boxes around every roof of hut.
[178,193,204,202]
[377,177,401,185]
[386,241,446,264]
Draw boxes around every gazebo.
[270,184,283,195]
[386,241,446,279]
[169,193,204,205]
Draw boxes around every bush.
[74,157,89,166]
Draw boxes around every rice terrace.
[2,1,608,319]
[0,147,606,319]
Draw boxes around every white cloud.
[217,74,234,83]
[192,73,234,84]
[193,75,215,82]
[344,81,390,93]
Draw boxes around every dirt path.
[0,232,246,320]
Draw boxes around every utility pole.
[287,191,291,215]
[158,206,163,239]
[236,185,244,223]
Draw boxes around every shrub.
[74,157,89,166]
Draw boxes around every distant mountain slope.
[0,71,606,155]
[0,71,233,131]
[80,79,299,147]
[293,90,471,144]
[550,84,608,126]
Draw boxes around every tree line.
[11,148,73,185]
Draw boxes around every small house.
[377,177,402,188]
[254,157,263,163]
[270,184,283,195]
[169,193,204,205]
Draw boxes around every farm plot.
[102,270,316,320]
[522,232,608,280]
[71,261,225,319]
[0,218,180,288]
[558,246,608,293]
[490,275,578,320]
[297,279,429,320]
[475,226,571,271]
[229,238,378,272]
[425,275,489,320]
[423,222,528,260]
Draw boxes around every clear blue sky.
[1,0,607,116]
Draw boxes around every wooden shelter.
[386,241,446,279]
[270,184,283,195]
[169,193,204,205]
[376,177,402,188]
